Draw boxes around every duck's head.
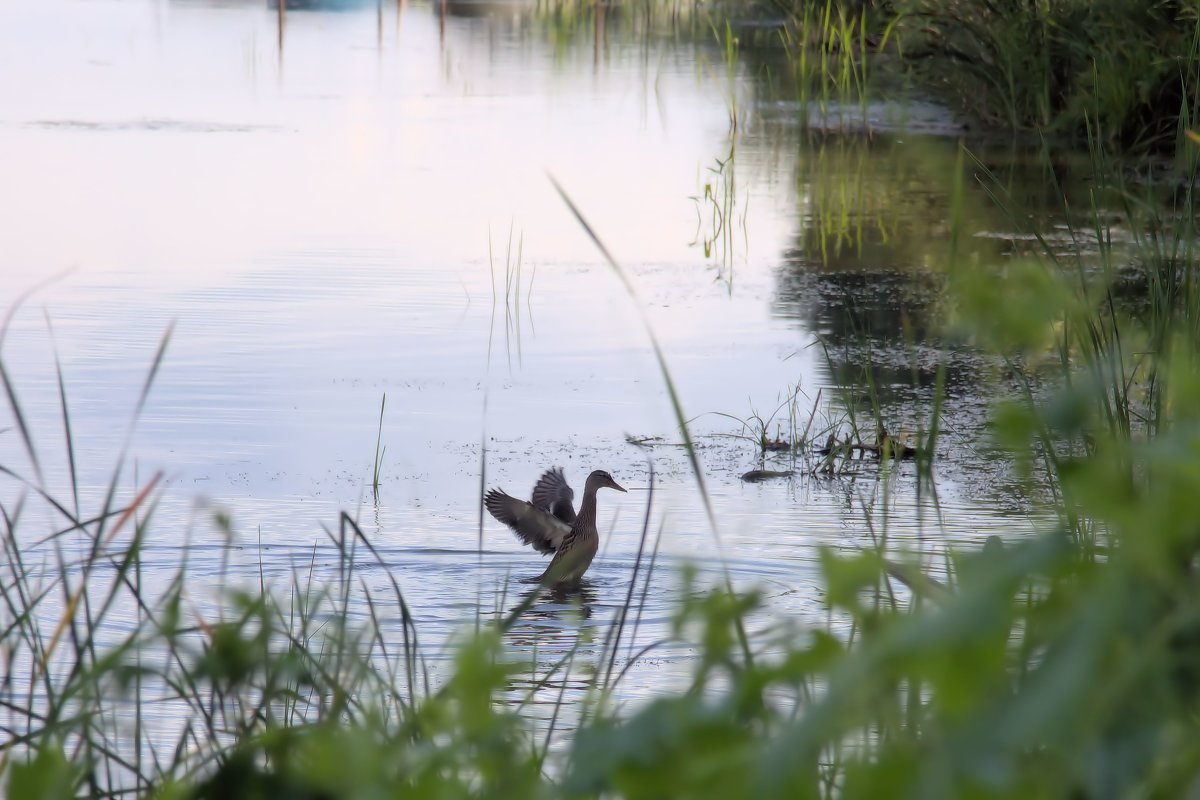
[586,469,627,494]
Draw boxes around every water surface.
[2,0,1067,737]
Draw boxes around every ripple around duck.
[5,438,1050,707]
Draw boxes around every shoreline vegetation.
[4,1,1200,797]
[732,0,1198,156]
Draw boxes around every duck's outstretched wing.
[485,489,571,554]
[530,467,576,524]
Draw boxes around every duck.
[484,467,626,587]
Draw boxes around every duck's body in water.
[484,467,626,587]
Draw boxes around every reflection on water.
[506,583,598,650]
[751,126,1130,507]
[1,0,1073,730]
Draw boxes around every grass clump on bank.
[896,0,1199,150]
[758,0,1199,153]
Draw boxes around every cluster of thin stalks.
[778,0,888,132]
[489,223,535,371]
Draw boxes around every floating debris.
[815,426,918,460]
[740,469,795,482]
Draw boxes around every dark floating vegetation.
[4,1,1200,798]
[739,468,795,482]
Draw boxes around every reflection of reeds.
[371,392,387,502]
[488,224,535,371]
[691,142,749,283]
[276,0,285,54]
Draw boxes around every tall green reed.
[780,0,888,131]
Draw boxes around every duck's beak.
[611,479,627,493]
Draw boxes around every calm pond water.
[1,0,1077,739]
